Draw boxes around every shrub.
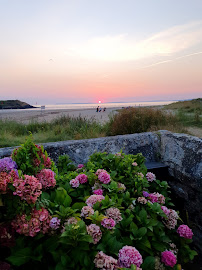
[106,107,181,135]
[0,137,197,269]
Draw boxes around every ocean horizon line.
[38,99,181,106]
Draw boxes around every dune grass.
[164,98,202,112]
[0,105,200,148]
[106,107,187,136]
[0,116,106,147]
[163,99,202,128]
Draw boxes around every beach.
[0,107,121,124]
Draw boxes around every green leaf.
[63,194,72,207]
[55,187,68,204]
[139,209,147,222]
[7,247,32,266]
[84,254,91,267]
[43,236,59,252]
[61,255,68,266]
[41,192,50,200]
[139,227,147,237]
[56,262,65,270]
[152,241,166,252]
[141,238,151,249]
[72,202,86,210]
[141,256,155,270]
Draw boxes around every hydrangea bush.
[0,137,197,270]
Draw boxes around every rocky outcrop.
[0,100,35,109]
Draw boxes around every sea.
[0,100,175,112]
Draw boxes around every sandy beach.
[0,107,121,124]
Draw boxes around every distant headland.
[0,100,36,109]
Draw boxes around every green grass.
[176,110,202,128]
[164,98,202,112]
[106,107,187,136]
[0,116,106,147]
[1,105,201,148]
[163,98,202,129]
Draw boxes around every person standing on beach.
[96,106,99,112]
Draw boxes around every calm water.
[1,100,175,112]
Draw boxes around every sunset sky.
[0,0,202,104]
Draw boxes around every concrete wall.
[1,131,201,183]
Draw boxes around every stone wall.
[0,130,201,261]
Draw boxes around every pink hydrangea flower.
[0,261,11,270]
[77,164,84,169]
[75,174,88,184]
[169,243,178,255]
[117,182,126,193]
[12,208,51,237]
[161,206,170,216]
[95,169,108,176]
[146,192,165,204]
[101,218,116,229]
[146,172,156,182]
[0,172,11,194]
[86,224,102,244]
[166,209,178,230]
[66,217,78,225]
[36,169,56,189]
[81,206,94,218]
[177,225,193,239]
[94,251,118,269]
[70,178,80,188]
[115,152,123,158]
[43,156,52,168]
[137,197,148,204]
[148,193,158,203]
[161,206,179,229]
[93,189,103,195]
[13,175,42,204]
[0,169,18,194]
[132,162,138,166]
[98,172,111,184]
[105,207,122,224]
[86,195,105,207]
[161,250,177,267]
[138,172,144,178]
[155,192,165,204]
[118,245,143,268]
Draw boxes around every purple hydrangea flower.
[50,217,61,229]
[143,191,149,197]
[0,157,17,173]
